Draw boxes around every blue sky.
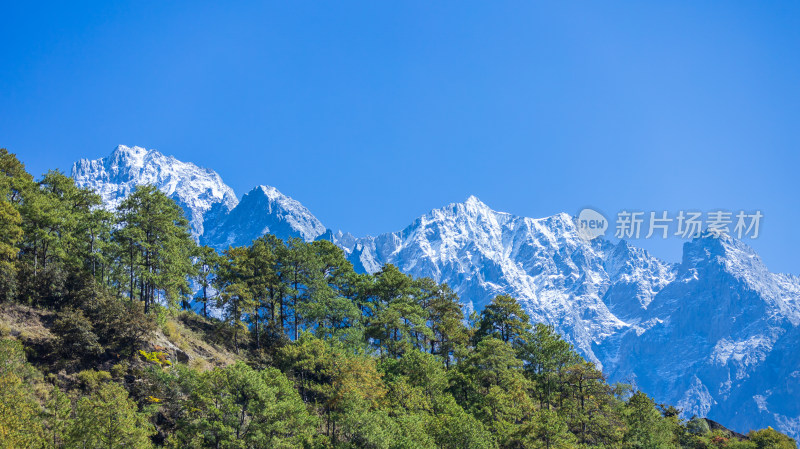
[2,2,799,274]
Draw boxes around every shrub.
[139,350,172,367]
[52,307,102,362]
[76,369,112,391]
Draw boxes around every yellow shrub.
[139,350,172,367]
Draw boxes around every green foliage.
[623,391,679,449]
[16,170,108,306]
[0,149,32,297]
[748,427,797,449]
[727,440,759,449]
[420,279,468,367]
[297,240,365,347]
[515,408,576,449]
[364,264,426,357]
[0,199,21,269]
[429,401,497,449]
[0,339,45,448]
[171,362,317,448]
[687,416,711,436]
[451,337,534,446]
[76,369,113,391]
[517,323,581,408]
[560,361,624,446]
[0,370,44,448]
[193,245,219,317]
[214,245,258,353]
[42,386,73,449]
[475,294,532,345]
[52,307,103,362]
[0,338,41,382]
[68,381,155,449]
[96,295,157,356]
[279,332,391,446]
[114,185,196,312]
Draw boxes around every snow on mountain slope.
[337,196,674,365]
[201,185,326,250]
[605,235,800,431]
[71,145,238,238]
[601,240,676,322]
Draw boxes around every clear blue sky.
[2,2,799,274]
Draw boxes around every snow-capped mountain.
[338,196,661,363]
[201,185,326,251]
[336,197,689,364]
[604,236,800,435]
[71,147,800,438]
[72,145,238,238]
[72,146,327,248]
[334,197,800,438]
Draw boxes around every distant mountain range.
[72,145,800,438]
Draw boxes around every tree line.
[0,148,795,449]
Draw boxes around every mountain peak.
[256,185,287,201]
[106,145,158,170]
[111,143,148,157]
[247,185,311,214]
[427,195,495,220]
[111,144,148,155]
[463,194,492,210]
[72,145,238,238]
[202,184,326,250]
[682,234,761,270]
[464,194,484,206]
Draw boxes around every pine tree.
[113,185,196,312]
[560,361,624,446]
[515,409,576,449]
[52,306,103,362]
[367,264,429,357]
[518,323,581,409]
[622,391,678,449]
[193,245,219,317]
[68,382,154,449]
[748,427,797,449]
[419,279,468,367]
[173,362,317,448]
[0,149,32,293]
[300,241,367,345]
[0,371,44,449]
[451,337,534,446]
[475,294,532,345]
[283,238,310,340]
[247,235,282,347]
[42,386,73,449]
[215,246,256,353]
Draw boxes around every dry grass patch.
[0,303,55,344]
